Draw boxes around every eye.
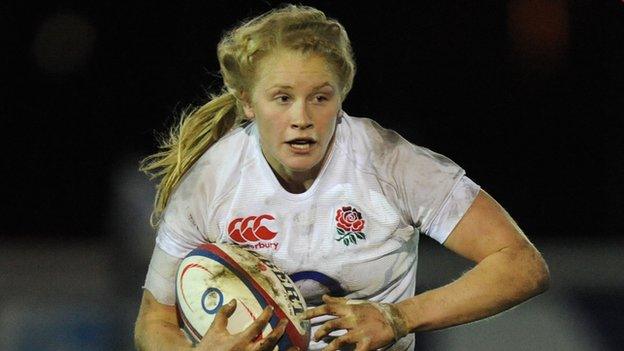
[313,94,328,103]
[275,95,291,103]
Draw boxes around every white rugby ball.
[175,243,310,350]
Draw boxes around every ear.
[241,92,254,119]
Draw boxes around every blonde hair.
[140,4,356,225]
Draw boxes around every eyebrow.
[266,82,334,91]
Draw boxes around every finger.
[286,347,300,351]
[241,305,274,340]
[354,336,372,351]
[303,304,330,319]
[323,333,357,351]
[305,298,352,320]
[213,299,237,330]
[314,317,350,341]
[322,294,348,304]
[253,319,287,351]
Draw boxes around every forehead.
[253,50,337,90]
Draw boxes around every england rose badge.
[335,206,366,246]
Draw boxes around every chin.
[283,158,321,173]
[285,163,316,173]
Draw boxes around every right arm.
[134,289,194,351]
[135,164,290,350]
[134,289,289,351]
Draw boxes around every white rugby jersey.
[151,113,480,350]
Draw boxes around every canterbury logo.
[227,214,278,243]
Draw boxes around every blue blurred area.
[573,289,624,349]
[2,224,623,350]
[9,305,119,351]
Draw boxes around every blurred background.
[2,0,623,350]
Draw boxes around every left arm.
[306,190,550,350]
[395,189,550,332]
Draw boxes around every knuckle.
[330,336,347,348]
[263,334,277,344]
[317,324,328,335]
[314,328,328,340]
[257,338,277,351]
[318,306,330,316]
[246,323,262,335]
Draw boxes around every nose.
[290,102,313,130]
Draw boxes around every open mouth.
[286,138,316,151]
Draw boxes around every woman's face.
[243,50,342,183]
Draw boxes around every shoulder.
[337,113,460,175]
[170,123,255,205]
[336,114,401,166]
[339,114,401,146]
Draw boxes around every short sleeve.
[426,175,480,243]
[142,244,182,305]
[391,142,477,241]
[155,167,213,258]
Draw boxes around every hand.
[195,299,298,351]
[303,295,409,351]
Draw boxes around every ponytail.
[140,91,242,226]
[142,4,356,227]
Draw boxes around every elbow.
[134,323,144,351]
[528,248,550,296]
[509,244,550,298]
[535,256,550,294]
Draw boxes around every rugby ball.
[175,243,310,350]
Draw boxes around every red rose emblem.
[335,206,365,232]
[335,206,366,246]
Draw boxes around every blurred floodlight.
[508,0,569,73]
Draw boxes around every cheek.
[255,114,284,142]
[320,117,338,140]
[260,126,281,148]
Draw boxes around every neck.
[272,166,319,194]
[261,131,336,194]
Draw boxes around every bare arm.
[134,289,194,351]
[396,189,550,331]
[305,189,550,350]
[134,289,290,351]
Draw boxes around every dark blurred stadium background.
[2,1,623,350]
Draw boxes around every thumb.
[213,299,237,330]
